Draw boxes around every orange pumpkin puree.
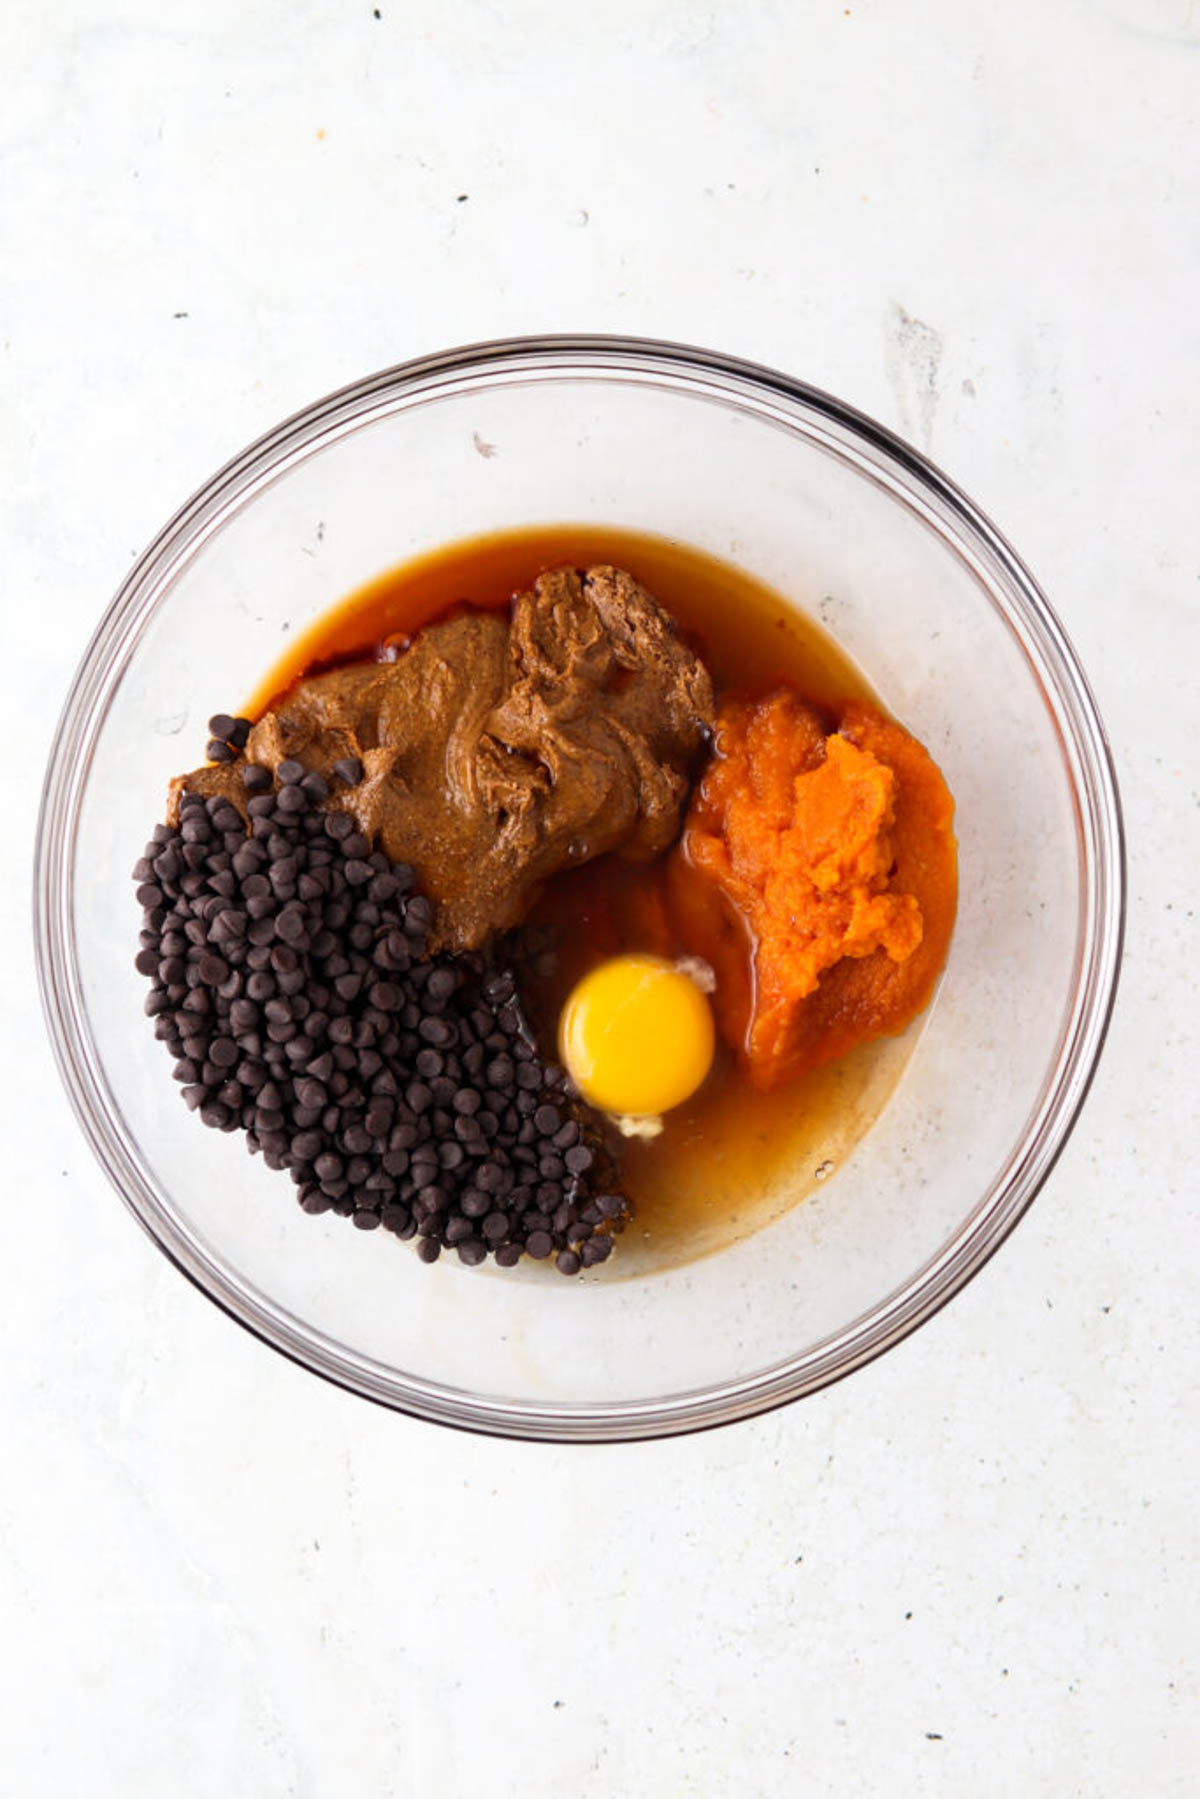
[669,691,957,1089]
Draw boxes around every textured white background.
[4,3,1198,1794]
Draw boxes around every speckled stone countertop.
[4,3,1198,1793]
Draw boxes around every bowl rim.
[33,332,1126,1442]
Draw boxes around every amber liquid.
[249,526,915,1274]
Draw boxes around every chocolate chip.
[134,788,630,1275]
[242,764,273,794]
[419,1016,454,1047]
[333,757,363,785]
[406,893,434,930]
[425,965,457,1002]
[275,906,308,945]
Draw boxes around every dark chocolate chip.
[136,786,631,1276]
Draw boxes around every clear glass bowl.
[34,336,1124,1440]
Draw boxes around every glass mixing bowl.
[34,336,1123,1440]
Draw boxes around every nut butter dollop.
[171,565,715,950]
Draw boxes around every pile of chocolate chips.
[133,720,630,1274]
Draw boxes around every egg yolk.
[558,954,715,1118]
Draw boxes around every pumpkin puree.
[669,690,957,1088]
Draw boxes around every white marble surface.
[4,2,1198,1793]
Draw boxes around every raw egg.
[558,954,715,1118]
